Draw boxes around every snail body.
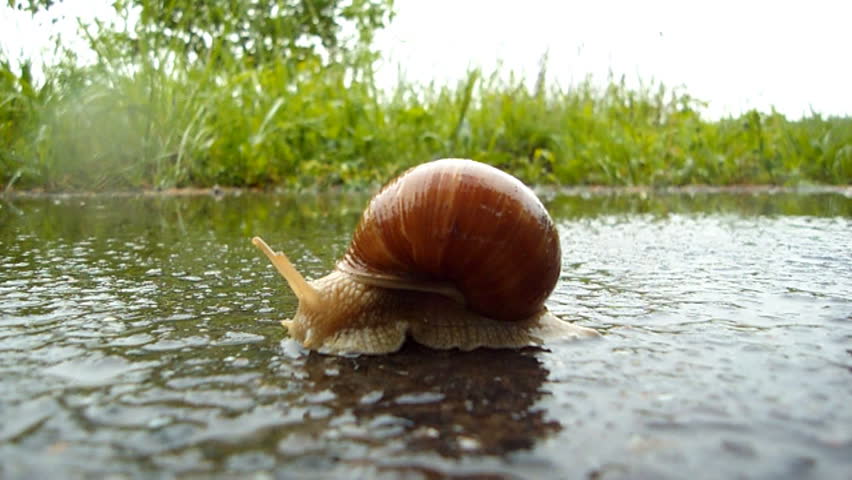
[253,158,598,355]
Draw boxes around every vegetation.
[2,0,850,191]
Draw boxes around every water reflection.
[295,342,559,459]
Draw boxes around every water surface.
[1,191,850,479]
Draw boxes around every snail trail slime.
[252,158,599,354]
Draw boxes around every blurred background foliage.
[2,0,850,191]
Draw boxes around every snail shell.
[253,159,598,355]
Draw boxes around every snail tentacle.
[252,236,320,309]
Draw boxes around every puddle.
[0,191,850,479]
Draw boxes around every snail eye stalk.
[252,236,320,309]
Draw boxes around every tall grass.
[1,39,850,191]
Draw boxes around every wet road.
[1,191,850,479]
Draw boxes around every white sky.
[3,0,851,119]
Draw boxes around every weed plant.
[1,22,849,191]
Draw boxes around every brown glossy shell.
[338,158,561,322]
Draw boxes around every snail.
[252,158,598,355]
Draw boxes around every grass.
[2,40,850,191]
